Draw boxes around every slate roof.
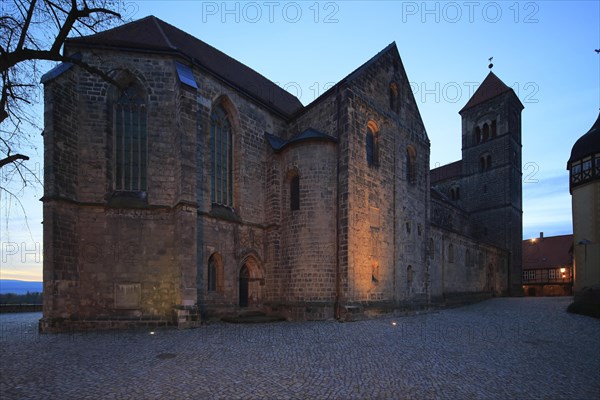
[459,72,523,113]
[265,128,337,152]
[65,15,303,118]
[430,160,462,184]
[522,234,573,269]
[567,112,600,166]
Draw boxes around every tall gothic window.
[366,124,379,167]
[207,253,223,293]
[210,105,233,206]
[114,85,147,191]
[290,174,300,211]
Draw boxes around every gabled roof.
[265,128,337,152]
[568,112,600,166]
[65,16,303,118]
[522,234,573,269]
[430,160,462,184]
[459,72,523,113]
[299,42,398,112]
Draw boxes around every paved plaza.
[1,297,599,399]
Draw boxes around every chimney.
[540,232,544,239]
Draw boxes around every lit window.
[114,85,147,191]
[210,105,233,206]
[366,125,380,167]
[522,270,536,281]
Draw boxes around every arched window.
[389,82,400,114]
[207,253,223,293]
[406,146,417,184]
[366,122,379,167]
[290,174,300,211]
[479,153,492,172]
[482,123,490,141]
[114,84,147,191]
[407,265,413,288]
[448,244,455,263]
[450,186,460,200]
[210,104,233,206]
[491,120,497,138]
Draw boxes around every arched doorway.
[238,254,264,309]
[239,265,250,308]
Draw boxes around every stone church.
[40,16,523,332]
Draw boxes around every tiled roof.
[459,72,523,113]
[65,16,303,118]
[265,128,337,152]
[430,160,462,184]
[522,234,573,269]
[568,112,600,165]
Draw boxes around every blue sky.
[1,0,598,281]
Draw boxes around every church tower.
[459,72,524,295]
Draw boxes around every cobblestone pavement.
[1,297,599,399]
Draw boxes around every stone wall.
[430,225,508,300]
[41,50,200,331]
[42,35,522,330]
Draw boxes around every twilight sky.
[1,1,598,281]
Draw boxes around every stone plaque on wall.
[114,283,141,309]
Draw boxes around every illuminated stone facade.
[40,16,522,331]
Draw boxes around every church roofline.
[430,160,462,184]
[292,42,399,118]
[459,71,524,114]
[65,15,304,119]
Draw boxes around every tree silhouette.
[0,0,130,202]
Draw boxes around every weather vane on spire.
[488,57,494,70]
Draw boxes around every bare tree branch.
[0,153,30,168]
[0,0,132,225]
